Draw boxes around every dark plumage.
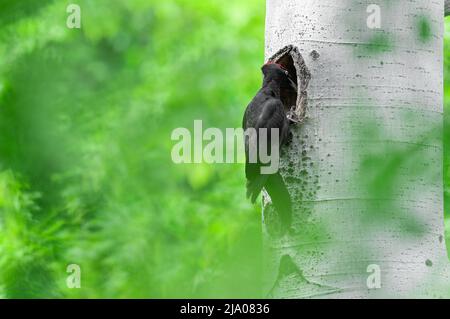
[243,63,295,227]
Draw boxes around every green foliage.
[0,0,265,298]
[445,19,450,249]
[417,16,432,42]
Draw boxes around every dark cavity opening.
[268,45,311,123]
[277,54,298,113]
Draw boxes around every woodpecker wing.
[243,97,287,203]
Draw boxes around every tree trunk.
[264,0,449,298]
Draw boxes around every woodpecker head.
[262,62,297,91]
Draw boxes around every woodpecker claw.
[288,77,298,92]
[287,107,301,124]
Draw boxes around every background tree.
[264,0,449,298]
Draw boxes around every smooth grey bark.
[263,0,449,298]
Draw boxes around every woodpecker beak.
[288,77,298,92]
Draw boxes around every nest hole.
[268,45,311,123]
[277,54,298,112]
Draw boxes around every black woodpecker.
[242,62,297,227]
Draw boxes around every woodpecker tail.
[264,172,292,227]
[246,163,292,227]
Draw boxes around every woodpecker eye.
[284,70,289,75]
